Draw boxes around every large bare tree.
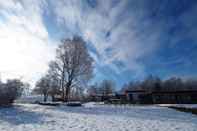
[50,36,93,102]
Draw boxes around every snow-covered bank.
[159,104,197,109]
[0,103,197,131]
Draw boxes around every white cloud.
[0,0,56,86]
[52,0,159,76]
[0,0,164,86]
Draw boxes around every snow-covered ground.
[15,95,52,104]
[0,103,197,131]
[159,104,197,109]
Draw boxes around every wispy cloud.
[50,0,161,78]
[0,0,197,87]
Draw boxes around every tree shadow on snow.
[0,105,45,125]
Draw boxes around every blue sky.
[0,0,197,88]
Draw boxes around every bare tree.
[50,36,93,102]
[0,79,24,105]
[35,76,50,102]
[100,80,115,98]
[47,68,61,101]
[88,83,100,96]
[87,83,103,101]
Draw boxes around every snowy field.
[159,104,197,109]
[0,103,197,131]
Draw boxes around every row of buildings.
[89,89,197,104]
[125,89,197,104]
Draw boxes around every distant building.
[125,89,197,104]
[151,90,197,104]
[125,90,152,104]
[89,93,115,102]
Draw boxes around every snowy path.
[0,103,197,131]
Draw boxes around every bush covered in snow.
[0,79,24,105]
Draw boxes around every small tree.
[140,75,162,92]
[87,83,101,101]
[6,79,24,99]
[48,78,61,102]
[99,80,115,101]
[0,79,24,105]
[88,84,99,96]
[35,76,50,102]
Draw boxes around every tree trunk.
[44,94,47,102]
[51,94,55,102]
[65,87,70,102]
[61,64,66,101]
[61,74,65,101]
[65,82,71,102]
[61,80,65,101]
